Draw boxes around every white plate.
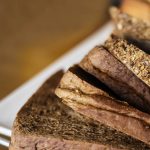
[0,22,113,129]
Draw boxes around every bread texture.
[80,46,150,113]
[110,7,150,53]
[10,7,150,149]
[105,37,150,88]
[10,70,150,150]
[55,66,150,146]
[110,7,150,41]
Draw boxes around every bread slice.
[55,66,150,146]
[110,7,150,54]
[79,46,150,113]
[10,70,150,150]
[105,36,150,88]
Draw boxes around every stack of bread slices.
[10,7,150,150]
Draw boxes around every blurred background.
[0,0,149,100]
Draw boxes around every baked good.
[110,7,150,53]
[105,36,150,88]
[79,46,150,113]
[10,70,150,150]
[55,66,150,146]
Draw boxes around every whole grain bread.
[10,70,149,150]
[55,66,150,146]
[110,7,150,53]
[105,36,150,88]
[79,46,150,113]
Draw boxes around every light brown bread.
[55,66,150,146]
[10,70,150,150]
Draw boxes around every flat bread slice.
[80,46,150,113]
[10,70,149,150]
[105,37,150,88]
[55,66,150,146]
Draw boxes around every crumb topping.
[105,38,150,87]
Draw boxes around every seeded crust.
[110,7,150,41]
[10,70,150,150]
[55,66,150,147]
[110,7,150,53]
[105,37,150,88]
[80,46,150,113]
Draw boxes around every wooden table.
[0,0,110,100]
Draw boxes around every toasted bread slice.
[10,70,149,150]
[55,66,150,146]
[105,36,150,88]
[80,46,150,113]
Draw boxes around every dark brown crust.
[11,70,149,150]
[80,46,150,113]
[55,69,150,146]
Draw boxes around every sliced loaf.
[105,37,150,88]
[55,66,150,146]
[10,70,150,150]
[79,46,150,113]
[110,7,150,53]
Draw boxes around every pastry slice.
[80,46,150,113]
[110,7,150,53]
[10,70,149,150]
[55,66,150,146]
